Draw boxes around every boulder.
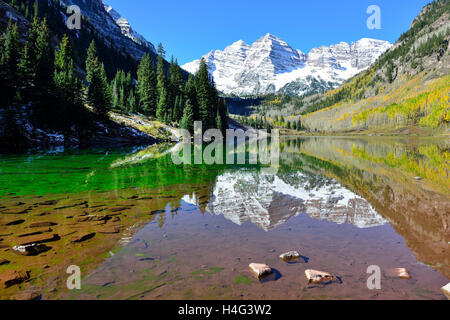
[387,268,411,280]
[441,283,450,300]
[12,244,51,256]
[97,226,120,234]
[305,269,336,284]
[12,291,41,300]
[29,222,57,228]
[279,251,300,262]
[4,219,25,226]
[0,258,10,265]
[17,229,51,238]
[70,232,96,243]
[0,270,30,288]
[249,263,273,279]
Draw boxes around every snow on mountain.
[182,34,392,96]
[103,2,156,53]
[204,170,387,231]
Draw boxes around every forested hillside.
[0,0,228,152]
[233,0,449,134]
[301,0,449,133]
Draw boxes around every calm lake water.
[0,137,448,300]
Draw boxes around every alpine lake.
[0,136,448,300]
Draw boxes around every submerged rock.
[12,291,41,300]
[387,268,411,280]
[279,251,300,262]
[98,226,120,234]
[441,283,450,300]
[249,263,273,279]
[4,219,25,226]
[29,222,57,228]
[0,270,30,288]
[18,233,60,246]
[70,232,96,243]
[12,244,51,256]
[305,269,336,284]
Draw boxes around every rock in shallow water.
[29,222,57,228]
[0,270,30,288]
[0,258,10,265]
[441,283,450,300]
[386,268,411,280]
[305,269,336,284]
[18,233,60,246]
[12,291,41,300]
[70,232,96,243]
[249,263,273,279]
[279,251,300,262]
[12,244,51,256]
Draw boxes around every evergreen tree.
[156,86,168,122]
[86,41,111,118]
[17,17,40,100]
[157,42,166,58]
[173,95,184,122]
[156,44,169,122]
[0,22,21,107]
[168,58,185,119]
[195,58,213,129]
[136,54,157,116]
[34,18,54,100]
[54,34,83,127]
[127,90,137,114]
[180,99,194,134]
[185,74,198,120]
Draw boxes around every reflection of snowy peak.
[182,34,391,96]
[205,170,387,231]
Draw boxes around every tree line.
[1,17,228,150]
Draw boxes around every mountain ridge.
[182,33,392,97]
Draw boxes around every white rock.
[441,283,450,300]
[386,268,411,280]
[249,263,272,279]
[279,251,300,262]
[305,269,336,284]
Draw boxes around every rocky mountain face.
[60,0,155,59]
[103,2,155,53]
[182,34,391,96]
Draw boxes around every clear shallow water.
[0,137,449,300]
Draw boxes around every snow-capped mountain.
[182,34,392,96]
[204,170,387,231]
[60,0,155,59]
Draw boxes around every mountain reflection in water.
[204,170,387,231]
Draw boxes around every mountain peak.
[182,35,391,96]
[229,39,250,48]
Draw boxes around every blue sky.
[105,0,431,64]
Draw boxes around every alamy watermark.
[367,5,381,30]
[171,122,280,174]
[66,5,81,30]
[367,265,382,290]
[66,265,81,290]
